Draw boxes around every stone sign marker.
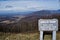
[38,19,58,40]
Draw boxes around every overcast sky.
[0,0,59,12]
[0,0,59,1]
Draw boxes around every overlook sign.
[38,19,58,31]
[38,19,58,40]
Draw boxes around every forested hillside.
[0,10,60,32]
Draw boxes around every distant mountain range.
[0,9,60,21]
[20,9,60,22]
[0,9,60,16]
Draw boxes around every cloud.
[0,0,56,1]
[0,7,29,11]
[0,1,41,11]
[0,1,59,12]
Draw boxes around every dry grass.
[0,32,60,40]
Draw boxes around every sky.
[0,0,59,12]
[0,0,59,1]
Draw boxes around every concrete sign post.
[40,31,43,40]
[38,19,58,40]
[52,31,56,40]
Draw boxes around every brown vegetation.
[0,11,60,33]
